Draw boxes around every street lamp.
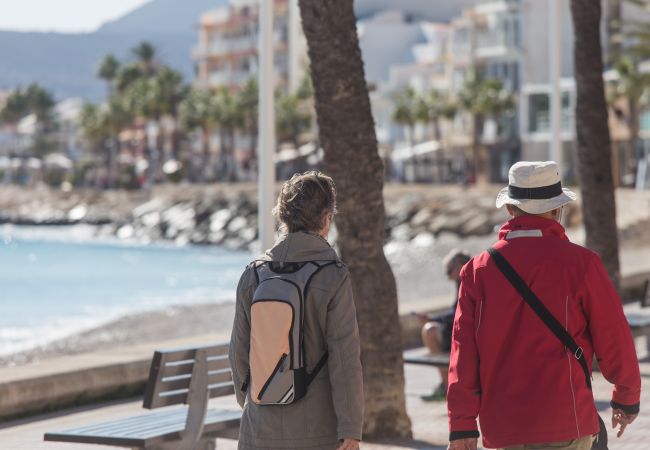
[549,0,562,168]
[258,0,276,251]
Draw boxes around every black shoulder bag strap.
[487,247,592,390]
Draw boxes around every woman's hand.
[337,438,360,450]
[448,437,478,450]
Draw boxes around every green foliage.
[276,90,312,145]
[131,41,157,75]
[98,54,120,83]
[0,83,56,129]
[391,87,418,128]
[457,70,514,118]
[611,56,650,105]
[179,88,217,131]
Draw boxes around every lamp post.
[549,0,563,168]
[258,0,276,251]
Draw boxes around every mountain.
[97,0,227,36]
[0,0,474,100]
[0,0,228,100]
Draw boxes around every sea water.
[0,225,251,355]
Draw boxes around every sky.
[0,0,150,33]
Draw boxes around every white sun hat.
[495,161,577,214]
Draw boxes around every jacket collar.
[261,231,339,263]
[498,215,569,242]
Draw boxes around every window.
[529,93,550,133]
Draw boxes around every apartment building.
[193,0,306,92]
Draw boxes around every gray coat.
[229,232,364,449]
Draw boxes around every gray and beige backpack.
[245,259,339,405]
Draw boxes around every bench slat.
[44,408,241,447]
[160,355,230,378]
[157,344,229,363]
[159,369,232,392]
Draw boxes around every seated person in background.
[416,249,471,401]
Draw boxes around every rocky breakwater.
[0,184,584,251]
[106,193,259,249]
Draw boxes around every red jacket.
[447,216,641,449]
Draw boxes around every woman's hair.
[273,171,338,233]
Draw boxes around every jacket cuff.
[337,426,362,442]
[611,400,640,415]
[450,430,480,441]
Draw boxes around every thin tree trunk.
[299,0,412,438]
[471,114,485,183]
[570,0,621,289]
[202,125,212,182]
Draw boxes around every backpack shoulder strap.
[487,247,592,390]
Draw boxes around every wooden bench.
[44,342,241,450]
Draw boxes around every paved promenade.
[2,351,647,450]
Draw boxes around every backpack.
[247,259,339,405]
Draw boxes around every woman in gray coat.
[229,171,363,450]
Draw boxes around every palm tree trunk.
[202,126,212,182]
[471,113,485,183]
[570,0,621,290]
[298,0,412,438]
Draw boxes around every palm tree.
[116,63,145,94]
[98,54,120,97]
[238,78,259,167]
[276,91,312,147]
[0,88,30,155]
[392,87,418,146]
[458,71,514,183]
[570,0,621,289]
[152,66,186,161]
[25,84,56,131]
[79,103,109,187]
[298,0,412,439]
[212,87,242,181]
[131,41,157,76]
[179,88,218,181]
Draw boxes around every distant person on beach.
[447,161,641,450]
[416,249,471,401]
[229,171,363,450]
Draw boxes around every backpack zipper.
[257,353,288,401]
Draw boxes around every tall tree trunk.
[570,0,621,289]
[298,0,411,438]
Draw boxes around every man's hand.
[612,409,638,438]
[337,438,360,450]
[448,438,478,450]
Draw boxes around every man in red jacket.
[447,161,641,450]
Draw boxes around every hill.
[0,0,472,100]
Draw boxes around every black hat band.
[508,181,563,200]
